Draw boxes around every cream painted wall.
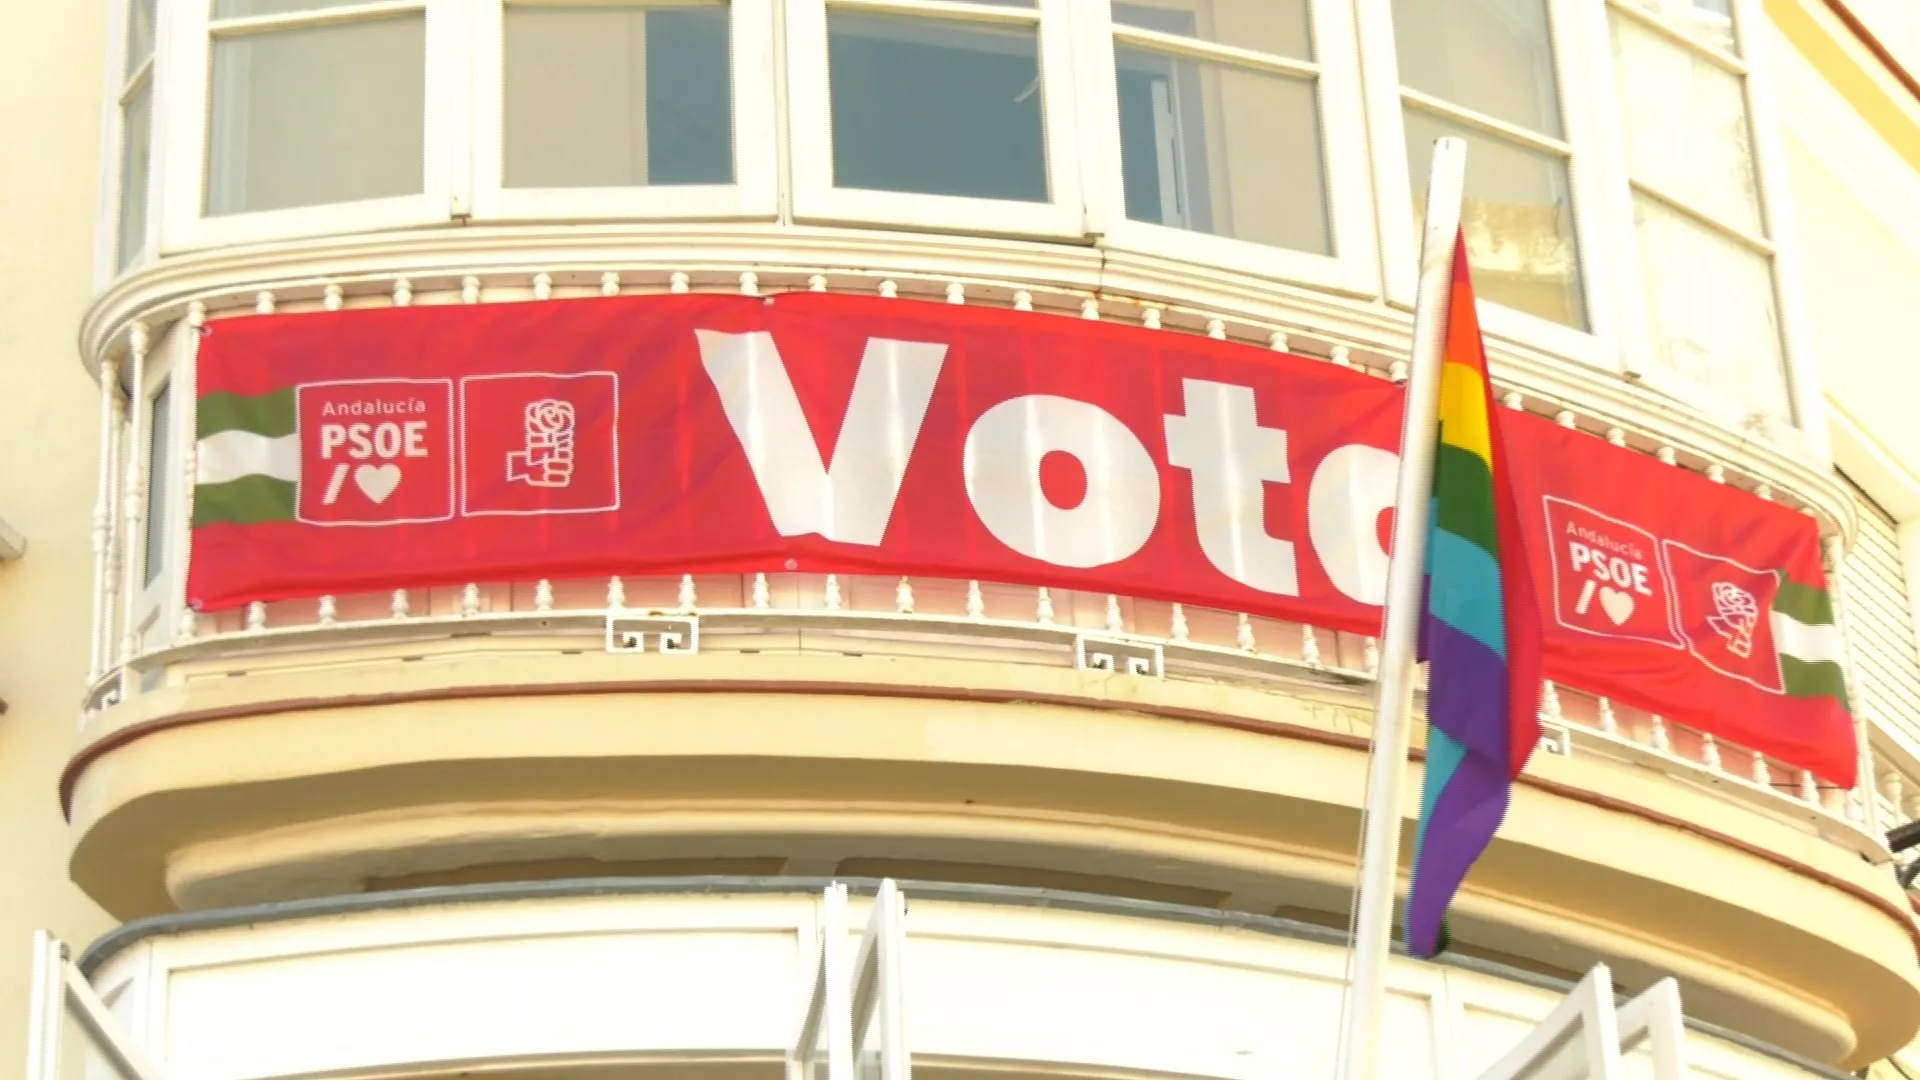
[0,0,117,1070]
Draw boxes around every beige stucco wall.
[0,0,115,1069]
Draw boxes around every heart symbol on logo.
[354,463,402,504]
[1599,587,1634,625]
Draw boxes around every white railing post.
[114,321,150,697]
[88,354,123,684]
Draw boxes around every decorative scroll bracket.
[605,614,701,656]
[1075,634,1164,678]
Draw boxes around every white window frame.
[131,324,193,663]
[1356,0,1630,372]
[783,0,1087,239]
[1076,0,1377,295]
[159,0,464,253]
[1597,0,1822,450]
[469,0,779,223]
[98,0,168,284]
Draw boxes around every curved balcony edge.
[60,647,1920,1065]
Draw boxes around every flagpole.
[1333,136,1468,1080]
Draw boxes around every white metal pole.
[1333,135,1468,1080]
[26,931,63,1080]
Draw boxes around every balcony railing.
[78,266,1898,871]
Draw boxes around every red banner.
[188,293,1855,783]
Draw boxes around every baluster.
[1649,714,1671,754]
[1605,427,1626,448]
[1701,732,1722,772]
[1300,625,1322,667]
[1237,614,1256,653]
[533,272,553,301]
[1036,587,1055,625]
[670,272,690,294]
[461,583,482,617]
[460,276,481,305]
[1080,299,1099,320]
[317,595,337,626]
[1389,359,1409,383]
[1596,696,1618,735]
[1706,463,1727,484]
[246,601,267,632]
[1364,637,1379,676]
[1538,681,1563,724]
[966,580,985,619]
[1555,409,1576,429]
[1800,770,1820,805]
[752,573,772,609]
[1906,791,1920,822]
[254,291,276,315]
[739,271,759,297]
[1206,318,1226,340]
[1099,595,1121,632]
[177,608,198,640]
[1142,306,1163,330]
[391,589,411,619]
[878,279,898,299]
[608,576,627,610]
[1013,290,1034,312]
[1501,391,1523,410]
[1656,447,1678,466]
[392,278,413,307]
[323,284,343,312]
[824,574,844,611]
[1848,789,1869,824]
[87,353,122,682]
[534,579,554,612]
[1886,772,1906,820]
[895,577,914,614]
[600,272,621,297]
[946,282,965,305]
[676,574,695,612]
[1751,750,1770,787]
[1169,603,1189,642]
[1330,345,1352,369]
[1269,330,1289,352]
[808,274,828,293]
[1755,483,1773,502]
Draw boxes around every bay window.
[1608,0,1796,424]
[115,0,1817,440]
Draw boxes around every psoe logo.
[1540,496,1683,649]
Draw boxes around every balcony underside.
[66,645,1920,1068]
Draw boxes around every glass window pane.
[1618,0,1737,54]
[206,15,426,215]
[1634,196,1788,419]
[505,5,733,189]
[827,13,1048,202]
[118,82,153,270]
[144,382,172,589]
[215,0,379,17]
[127,0,158,74]
[1116,47,1328,254]
[1612,14,1759,233]
[1406,108,1586,328]
[1391,0,1562,138]
[1112,0,1310,61]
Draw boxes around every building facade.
[14,0,1920,1077]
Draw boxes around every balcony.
[62,259,1920,1069]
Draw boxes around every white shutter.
[1840,476,1920,755]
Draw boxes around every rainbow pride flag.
[1405,233,1544,958]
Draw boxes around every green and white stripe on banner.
[195,388,298,526]
[1771,574,1851,708]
